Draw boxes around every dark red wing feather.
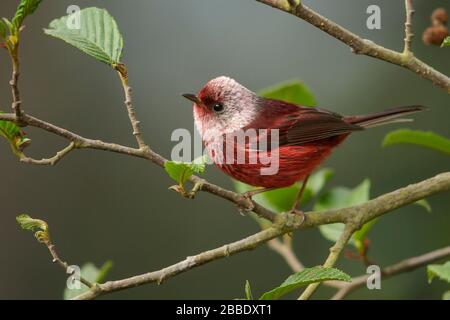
[245,98,362,146]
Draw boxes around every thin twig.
[267,236,304,272]
[332,246,450,300]
[255,1,450,92]
[19,142,76,165]
[0,112,275,222]
[116,64,147,150]
[45,242,93,289]
[69,172,450,299]
[9,48,24,122]
[298,223,356,300]
[403,0,415,54]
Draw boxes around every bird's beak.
[182,93,201,105]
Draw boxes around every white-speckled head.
[191,76,258,142]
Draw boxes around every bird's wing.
[246,100,363,146]
[281,108,363,145]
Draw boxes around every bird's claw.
[288,208,306,226]
[236,193,255,214]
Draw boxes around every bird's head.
[183,76,258,140]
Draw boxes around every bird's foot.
[236,194,255,215]
[241,187,275,200]
[288,208,306,226]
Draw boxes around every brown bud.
[422,25,450,45]
[431,8,448,25]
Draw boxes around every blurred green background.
[0,0,449,299]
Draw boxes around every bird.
[183,76,427,219]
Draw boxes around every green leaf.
[259,266,351,300]
[317,179,372,251]
[264,168,334,212]
[0,117,31,156]
[244,280,253,300]
[63,261,113,300]
[234,168,334,215]
[259,80,317,106]
[16,214,49,243]
[95,260,113,283]
[44,7,124,66]
[319,223,349,245]
[415,199,432,213]
[315,179,370,212]
[307,168,335,197]
[441,36,450,48]
[258,185,300,213]
[353,218,377,253]
[164,155,207,185]
[2,18,14,34]
[382,129,450,156]
[12,0,42,29]
[16,214,47,232]
[427,261,450,284]
[443,290,450,300]
[0,19,8,39]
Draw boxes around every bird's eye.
[212,103,225,113]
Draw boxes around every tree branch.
[8,44,25,122]
[4,1,449,301]
[332,245,450,300]
[116,64,148,150]
[69,172,450,299]
[0,112,276,222]
[267,235,304,272]
[403,0,415,54]
[255,1,450,92]
[19,142,76,165]
[298,223,355,300]
[43,235,93,289]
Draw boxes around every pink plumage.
[184,76,426,189]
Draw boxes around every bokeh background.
[0,0,449,299]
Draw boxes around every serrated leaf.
[16,214,49,243]
[44,7,123,66]
[259,80,317,106]
[382,129,450,156]
[427,261,450,284]
[2,18,14,34]
[0,18,14,48]
[190,154,208,174]
[415,199,432,213]
[0,117,31,156]
[164,155,207,185]
[165,162,193,185]
[317,179,372,251]
[259,266,351,300]
[0,19,8,39]
[63,261,113,300]
[12,0,42,29]
[16,214,47,232]
[441,36,450,48]
[244,280,253,300]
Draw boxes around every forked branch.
[256,0,450,91]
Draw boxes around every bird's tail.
[345,105,428,129]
